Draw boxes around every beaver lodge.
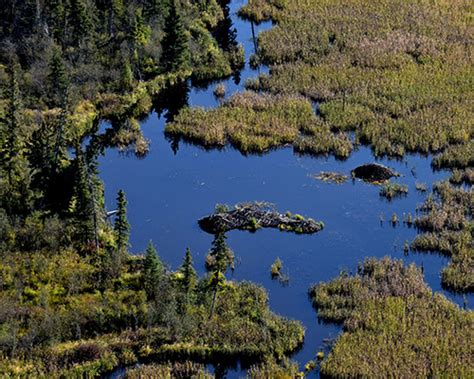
[351,163,399,183]
[199,203,324,234]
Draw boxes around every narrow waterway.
[99,0,473,376]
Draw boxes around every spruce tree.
[179,247,197,295]
[73,150,95,246]
[68,0,92,46]
[48,46,69,108]
[114,189,130,254]
[143,241,163,299]
[121,61,133,92]
[1,67,22,187]
[143,0,165,22]
[208,233,233,317]
[106,0,125,37]
[46,0,66,42]
[208,232,233,272]
[131,8,150,46]
[161,0,189,72]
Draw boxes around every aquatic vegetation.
[293,128,353,159]
[413,181,473,292]
[198,202,324,234]
[246,358,302,379]
[415,182,428,192]
[312,172,348,184]
[403,240,410,255]
[238,0,287,24]
[124,362,213,378]
[242,0,473,160]
[379,182,408,200]
[270,257,289,285]
[166,91,353,155]
[270,257,283,277]
[403,213,414,227]
[309,257,474,377]
[391,213,399,226]
[450,168,474,185]
[175,0,474,162]
[213,83,227,100]
[432,141,474,170]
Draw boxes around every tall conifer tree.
[114,189,130,254]
[161,0,189,72]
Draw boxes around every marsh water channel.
[100,0,473,376]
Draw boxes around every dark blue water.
[100,1,473,376]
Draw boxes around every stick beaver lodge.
[199,203,324,234]
[351,163,399,183]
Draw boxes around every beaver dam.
[199,203,324,234]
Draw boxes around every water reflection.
[154,80,190,123]
[212,0,238,53]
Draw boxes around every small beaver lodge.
[199,203,324,234]
[351,163,399,183]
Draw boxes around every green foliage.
[0,248,304,376]
[161,0,190,72]
[270,257,283,277]
[246,358,301,378]
[0,0,243,233]
[1,66,22,183]
[70,150,99,248]
[68,0,92,46]
[120,61,134,93]
[310,258,474,378]
[48,46,69,108]
[179,247,197,296]
[207,233,234,273]
[114,189,130,254]
[143,241,163,300]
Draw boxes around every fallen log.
[199,203,324,234]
